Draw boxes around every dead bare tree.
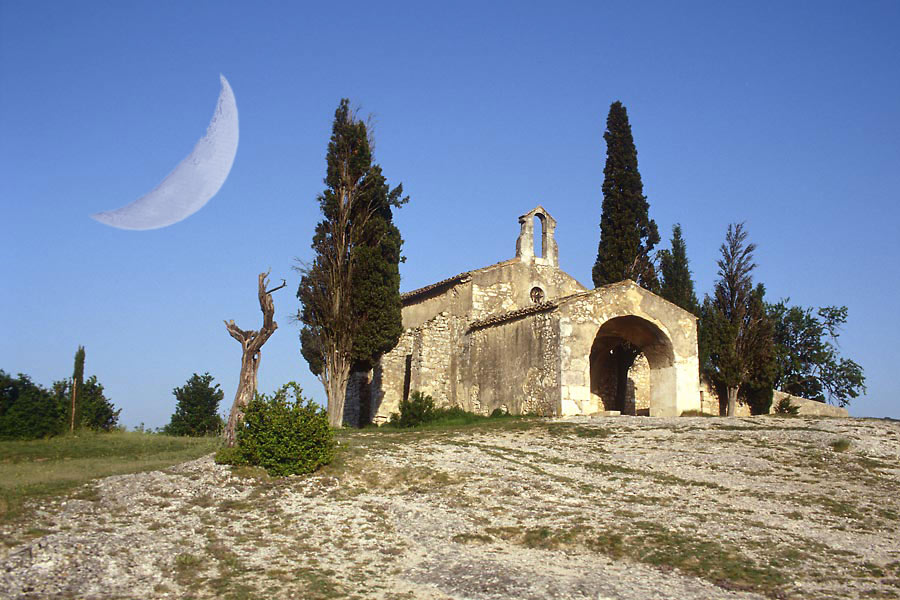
[223,271,286,446]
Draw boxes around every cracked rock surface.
[1,416,899,599]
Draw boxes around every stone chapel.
[344,206,703,426]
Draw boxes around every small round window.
[530,287,545,303]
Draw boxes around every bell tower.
[515,205,558,267]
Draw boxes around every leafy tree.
[699,223,776,416]
[70,345,85,432]
[658,224,699,315]
[767,301,865,407]
[592,100,660,290]
[0,371,65,440]
[164,373,224,436]
[297,99,407,427]
[78,375,120,431]
[54,374,120,431]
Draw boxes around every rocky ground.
[1,416,899,600]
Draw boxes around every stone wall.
[370,208,703,424]
[556,281,701,417]
[772,391,849,417]
[458,311,560,415]
[696,381,848,418]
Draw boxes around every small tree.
[164,373,224,436]
[768,301,865,406]
[78,375,120,430]
[700,223,775,416]
[658,224,699,315]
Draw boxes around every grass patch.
[489,520,785,595]
[0,431,219,523]
[830,438,852,452]
[680,410,714,417]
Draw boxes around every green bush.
[392,390,436,428]
[213,445,246,467]
[389,391,517,429]
[216,382,334,477]
[0,371,66,440]
[774,396,800,416]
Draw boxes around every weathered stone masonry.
[346,206,704,426]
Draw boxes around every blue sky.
[1,1,898,426]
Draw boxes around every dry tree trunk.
[726,386,739,417]
[223,271,285,447]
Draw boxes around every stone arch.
[589,315,676,416]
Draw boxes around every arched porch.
[589,315,676,416]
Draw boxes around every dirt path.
[2,416,899,599]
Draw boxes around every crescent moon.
[91,75,239,230]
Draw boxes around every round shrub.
[391,391,435,428]
[228,382,335,476]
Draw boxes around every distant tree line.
[1,347,119,440]
[594,101,865,413]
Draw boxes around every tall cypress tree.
[592,101,659,290]
[350,164,405,370]
[298,99,407,427]
[658,224,699,315]
[70,345,85,432]
[592,101,660,413]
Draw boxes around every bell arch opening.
[533,213,545,258]
[589,316,676,416]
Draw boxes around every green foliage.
[0,371,65,440]
[593,101,660,290]
[658,224,699,315]
[213,445,245,467]
[218,382,335,476]
[52,375,120,432]
[388,391,515,429]
[699,224,776,414]
[349,163,406,371]
[297,99,407,423]
[164,373,224,436]
[70,345,85,428]
[774,396,800,415]
[77,375,120,431]
[0,431,219,523]
[767,301,865,407]
[391,391,436,428]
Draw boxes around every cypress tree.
[658,224,699,315]
[70,345,85,432]
[592,101,660,413]
[298,99,407,427]
[350,164,405,370]
[592,101,659,290]
[700,223,776,416]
